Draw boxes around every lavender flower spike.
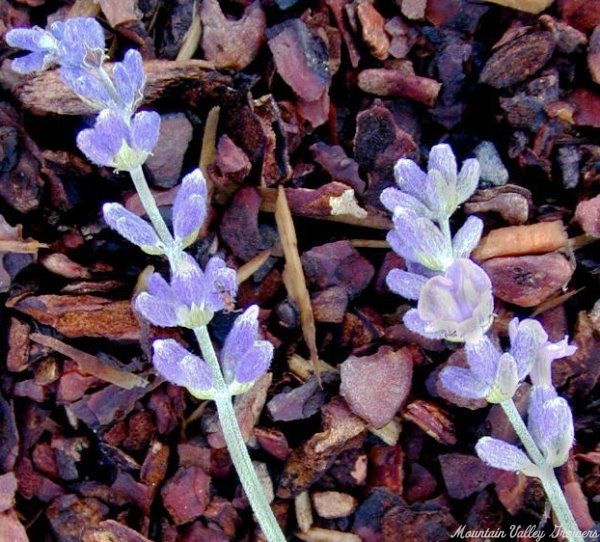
[172,169,208,249]
[135,252,237,328]
[152,339,214,399]
[404,258,494,343]
[103,203,164,255]
[76,109,160,171]
[388,144,480,222]
[220,305,274,395]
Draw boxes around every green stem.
[129,166,175,250]
[193,325,287,542]
[501,399,584,542]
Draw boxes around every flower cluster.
[7,18,159,172]
[382,144,492,343]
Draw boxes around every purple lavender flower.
[102,202,163,255]
[221,305,274,395]
[381,144,480,223]
[528,387,574,468]
[135,252,238,328]
[172,169,208,248]
[76,108,160,171]
[440,336,522,403]
[151,305,273,398]
[508,318,577,389]
[475,437,539,476]
[452,216,484,260]
[403,258,494,343]
[6,17,105,74]
[152,339,214,399]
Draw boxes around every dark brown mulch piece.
[0,395,18,472]
[439,453,499,500]
[356,2,390,60]
[464,185,532,226]
[575,193,600,237]
[267,374,329,422]
[367,444,405,495]
[277,397,367,499]
[46,494,109,542]
[207,135,252,193]
[310,142,366,194]
[82,520,153,542]
[381,500,459,542]
[558,0,600,33]
[353,488,403,542]
[357,68,441,106]
[480,31,556,88]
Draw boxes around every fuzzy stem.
[501,399,583,542]
[193,325,286,542]
[129,166,175,251]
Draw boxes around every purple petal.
[380,187,432,218]
[528,390,573,467]
[61,67,112,109]
[439,366,490,399]
[113,49,144,111]
[465,336,500,383]
[509,318,547,380]
[146,272,175,301]
[173,169,208,244]
[386,268,427,300]
[423,169,454,218]
[57,17,105,68]
[220,305,273,385]
[76,109,127,167]
[11,52,51,73]
[152,339,213,394]
[393,159,427,200]
[235,341,273,384]
[102,202,162,253]
[6,27,52,51]
[456,158,480,204]
[170,252,208,307]
[388,211,451,271]
[403,308,445,339]
[130,111,160,153]
[475,437,538,476]
[134,291,179,327]
[452,216,483,259]
[203,256,238,312]
[428,144,457,185]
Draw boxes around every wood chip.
[472,221,568,261]
[296,527,361,542]
[295,491,314,533]
[312,491,357,519]
[483,0,554,13]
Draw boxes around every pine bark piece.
[0,511,28,542]
[356,2,390,60]
[97,0,140,28]
[479,31,555,88]
[8,294,140,341]
[340,347,412,429]
[575,193,600,237]
[267,19,332,102]
[82,520,152,542]
[0,59,232,116]
[200,0,266,70]
[275,186,319,369]
[357,69,441,106]
[161,466,211,525]
[312,491,357,519]
[472,221,568,261]
[482,252,574,307]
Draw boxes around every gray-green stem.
[193,325,287,542]
[501,399,583,542]
[129,166,177,254]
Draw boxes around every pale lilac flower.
[172,169,208,248]
[152,339,214,399]
[528,387,574,468]
[452,216,484,260]
[404,258,494,343]
[440,336,520,403]
[135,252,237,328]
[475,437,539,476]
[76,108,160,171]
[382,144,480,223]
[102,202,164,255]
[151,306,273,398]
[387,209,453,272]
[6,17,105,74]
